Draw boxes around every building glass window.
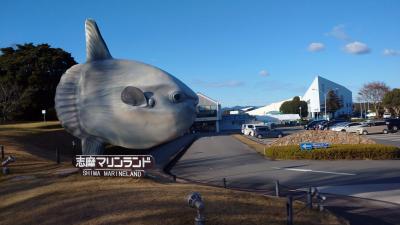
[197,105,217,118]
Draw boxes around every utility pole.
[324,93,327,120]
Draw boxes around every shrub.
[264,144,400,160]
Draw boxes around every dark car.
[253,126,283,139]
[385,118,400,132]
[304,120,327,130]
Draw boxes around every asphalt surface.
[367,133,400,147]
[171,132,400,225]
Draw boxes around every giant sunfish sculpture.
[55,19,198,155]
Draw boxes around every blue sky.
[1,0,399,106]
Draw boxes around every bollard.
[187,192,205,225]
[71,141,76,166]
[56,148,60,164]
[1,145,4,160]
[307,187,313,209]
[2,167,9,175]
[223,178,227,188]
[286,195,293,225]
[317,194,326,212]
[275,180,280,197]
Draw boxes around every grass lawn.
[0,122,346,225]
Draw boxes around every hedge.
[264,144,400,160]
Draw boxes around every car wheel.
[257,134,263,139]
[383,129,388,134]
[393,126,398,131]
[277,134,283,138]
[363,130,368,135]
[341,129,346,132]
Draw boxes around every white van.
[241,123,264,136]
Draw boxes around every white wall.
[302,76,352,118]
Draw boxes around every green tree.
[279,96,308,117]
[326,90,342,117]
[383,88,400,117]
[0,43,76,120]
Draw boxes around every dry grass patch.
[0,175,345,225]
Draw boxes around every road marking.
[272,167,356,176]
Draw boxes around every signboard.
[41,110,46,115]
[300,142,330,150]
[75,155,154,177]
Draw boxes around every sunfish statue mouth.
[55,19,198,155]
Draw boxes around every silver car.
[345,122,367,133]
[331,122,364,132]
[357,121,389,135]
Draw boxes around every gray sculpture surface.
[55,19,198,155]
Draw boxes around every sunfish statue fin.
[82,137,105,155]
[85,19,112,62]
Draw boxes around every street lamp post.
[313,88,338,120]
[299,106,302,119]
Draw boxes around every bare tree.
[0,82,21,121]
[358,82,390,118]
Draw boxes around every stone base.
[270,130,376,146]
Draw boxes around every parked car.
[321,119,348,130]
[329,122,349,130]
[357,121,389,135]
[318,119,346,130]
[242,123,273,135]
[304,120,327,130]
[241,124,255,134]
[385,118,400,132]
[383,112,392,119]
[331,122,363,132]
[344,122,367,133]
[252,126,283,139]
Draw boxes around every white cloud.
[192,80,245,88]
[259,70,269,77]
[344,41,370,55]
[308,42,325,52]
[326,24,351,41]
[383,48,399,56]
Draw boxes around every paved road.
[368,133,400,147]
[171,134,400,225]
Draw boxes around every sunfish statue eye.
[170,91,186,103]
[121,86,147,107]
[55,19,198,155]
